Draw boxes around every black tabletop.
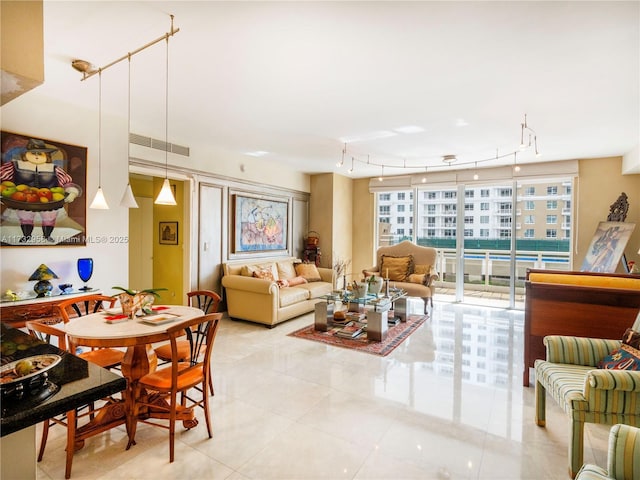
[1,322,126,437]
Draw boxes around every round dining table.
[61,305,204,442]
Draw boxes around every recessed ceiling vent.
[130,132,190,157]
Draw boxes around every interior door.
[128,196,153,290]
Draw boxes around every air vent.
[129,132,190,157]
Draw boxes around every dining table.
[57,305,204,445]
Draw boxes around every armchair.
[575,424,640,480]
[534,335,640,478]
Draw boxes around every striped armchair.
[534,335,640,478]
[575,424,640,480]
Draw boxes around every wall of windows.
[375,177,574,305]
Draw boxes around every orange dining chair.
[25,319,113,479]
[56,295,125,370]
[126,313,222,462]
[154,290,221,395]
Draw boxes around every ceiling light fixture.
[442,154,457,165]
[473,162,479,181]
[155,25,177,206]
[120,54,139,209]
[378,165,384,182]
[89,70,109,210]
[513,152,521,173]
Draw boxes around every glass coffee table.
[314,289,407,341]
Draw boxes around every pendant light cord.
[128,54,131,167]
[164,33,169,180]
[98,69,102,187]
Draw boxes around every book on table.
[335,322,364,338]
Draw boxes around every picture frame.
[0,131,87,246]
[159,221,178,245]
[580,221,636,273]
[232,194,288,253]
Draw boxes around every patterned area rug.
[287,314,428,357]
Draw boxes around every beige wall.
[575,157,640,271]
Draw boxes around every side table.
[0,289,101,328]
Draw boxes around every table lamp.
[29,264,59,297]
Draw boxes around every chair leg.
[568,419,585,479]
[208,365,214,396]
[202,380,213,438]
[37,419,50,461]
[65,409,76,479]
[535,379,546,427]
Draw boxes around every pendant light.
[120,54,139,208]
[90,69,109,210]
[155,30,177,206]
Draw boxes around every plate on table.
[104,307,122,315]
[139,314,178,325]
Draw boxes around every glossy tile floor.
[36,296,611,480]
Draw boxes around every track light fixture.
[335,114,541,176]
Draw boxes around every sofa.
[362,240,438,314]
[523,269,640,386]
[221,256,334,327]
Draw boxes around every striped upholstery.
[575,424,640,480]
[535,336,640,478]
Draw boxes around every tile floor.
[35,296,611,480]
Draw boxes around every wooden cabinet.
[0,291,100,328]
[523,270,640,386]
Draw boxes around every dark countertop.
[1,322,126,437]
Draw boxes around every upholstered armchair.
[575,424,640,480]
[534,335,640,478]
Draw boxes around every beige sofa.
[221,257,334,327]
[363,240,438,313]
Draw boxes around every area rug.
[288,314,427,357]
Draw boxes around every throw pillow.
[287,276,308,286]
[407,273,426,285]
[253,266,276,282]
[380,255,414,282]
[414,264,432,275]
[295,263,322,282]
[598,329,640,371]
[241,265,258,277]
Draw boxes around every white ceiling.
[30,1,640,178]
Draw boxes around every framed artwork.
[580,221,636,273]
[159,221,178,245]
[0,131,87,246]
[232,194,288,253]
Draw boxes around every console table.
[0,290,100,328]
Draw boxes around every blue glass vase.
[77,258,93,291]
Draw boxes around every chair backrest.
[166,313,222,387]
[56,294,116,323]
[187,290,221,315]
[25,320,68,351]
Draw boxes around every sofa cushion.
[297,280,333,298]
[295,263,322,282]
[277,261,298,280]
[279,286,309,307]
[380,255,414,282]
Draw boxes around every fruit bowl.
[0,354,61,400]
[1,195,67,212]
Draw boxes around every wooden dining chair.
[25,320,107,479]
[56,294,125,369]
[154,290,221,395]
[126,313,222,462]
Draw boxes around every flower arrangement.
[112,286,167,318]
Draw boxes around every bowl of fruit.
[0,182,67,211]
[0,354,62,399]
